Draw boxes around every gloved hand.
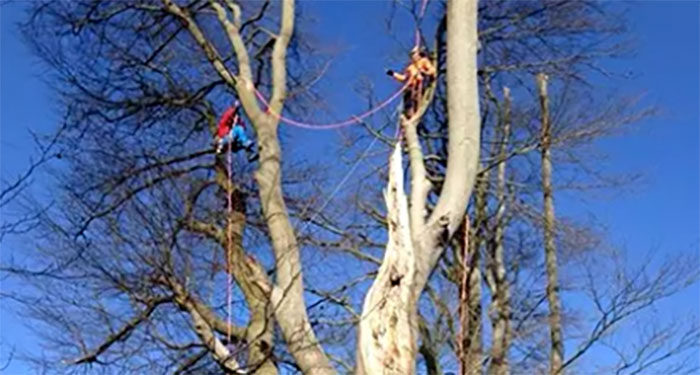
[386,69,395,77]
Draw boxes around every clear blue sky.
[1,1,698,374]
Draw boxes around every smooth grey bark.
[357,0,482,373]
[412,0,481,301]
[245,1,336,372]
[537,73,564,375]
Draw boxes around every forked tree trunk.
[536,73,564,375]
[356,0,481,372]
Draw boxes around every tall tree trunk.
[249,1,336,373]
[462,177,486,375]
[411,0,481,289]
[458,215,482,375]
[487,86,512,375]
[537,73,564,375]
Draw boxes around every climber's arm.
[386,69,408,82]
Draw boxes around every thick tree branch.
[208,0,265,123]
[404,80,438,238]
[161,0,237,86]
[169,276,246,374]
[268,0,294,115]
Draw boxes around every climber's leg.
[232,125,252,149]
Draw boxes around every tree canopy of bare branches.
[2,1,697,375]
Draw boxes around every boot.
[245,143,258,162]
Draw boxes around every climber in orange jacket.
[386,46,436,118]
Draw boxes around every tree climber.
[386,46,437,118]
[215,101,257,161]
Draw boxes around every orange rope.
[458,215,470,375]
[414,0,430,47]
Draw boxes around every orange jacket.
[391,57,436,84]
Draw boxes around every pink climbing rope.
[252,82,408,130]
[419,0,429,18]
[226,141,233,344]
[414,0,430,47]
[245,0,428,131]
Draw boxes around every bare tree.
[4,0,481,374]
[3,1,697,375]
[4,0,332,373]
[0,123,64,243]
